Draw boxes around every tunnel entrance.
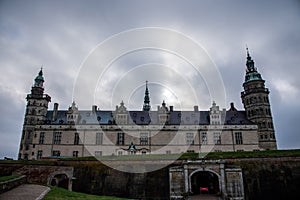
[50,174,69,189]
[191,171,220,195]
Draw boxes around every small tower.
[241,48,277,150]
[142,81,151,111]
[19,68,51,160]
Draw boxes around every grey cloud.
[0,0,299,158]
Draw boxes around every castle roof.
[45,109,254,126]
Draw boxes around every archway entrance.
[50,174,69,189]
[191,171,220,195]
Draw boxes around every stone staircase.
[0,175,27,194]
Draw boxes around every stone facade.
[169,160,244,199]
[18,51,277,160]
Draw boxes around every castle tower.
[142,81,151,111]
[241,49,277,150]
[18,68,51,160]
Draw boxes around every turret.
[19,68,51,160]
[241,48,277,150]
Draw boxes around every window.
[39,132,45,144]
[73,151,79,157]
[37,150,43,159]
[159,115,168,124]
[53,132,62,144]
[166,150,171,154]
[74,133,79,145]
[140,133,148,145]
[202,132,207,144]
[27,131,31,139]
[118,151,123,156]
[260,135,264,140]
[186,133,194,145]
[52,150,60,157]
[96,132,103,145]
[117,132,124,145]
[95,151,102,156]
[235,132,243,144]
[214,132,221,145]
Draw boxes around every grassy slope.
[59,149,300,161]
[1,149,300,165]
[0,175,20,182]
[43,186,133,200]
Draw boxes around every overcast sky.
[0,0,299,159]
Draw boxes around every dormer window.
[115,101,128,125]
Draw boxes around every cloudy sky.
[0,0,299,159]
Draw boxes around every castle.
[18,49,277,160]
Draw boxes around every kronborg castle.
[18,50,277,160]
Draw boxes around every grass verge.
[43,186,133,200]
[59,149,300,161]
[0,175,20,182]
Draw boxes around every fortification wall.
[1,155,300,199]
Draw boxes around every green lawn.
[0,175,20,182]
[43,186,133,200]
[1,149,300,165]
[59,149,300,161]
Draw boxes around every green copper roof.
[244,48,264,83]
[34,68,44,87]
[128,142,137,151]
[143,81,151,111]
[245,70,263,82]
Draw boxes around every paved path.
[189,194,221,200]
[0,184,50,200]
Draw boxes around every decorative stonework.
[169,160,244,199]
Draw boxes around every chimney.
[169,106,174,112]
[230,102,237,111]
[92,105,97,113]
[194,105,199,112]
[52,103,58,121]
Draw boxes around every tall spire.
[34,67,44,87]
[143,80,151,111]
[244,48,263,83]
[246,47,255,70]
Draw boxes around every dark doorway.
[50,174,69,189]
[191,171,219,195]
